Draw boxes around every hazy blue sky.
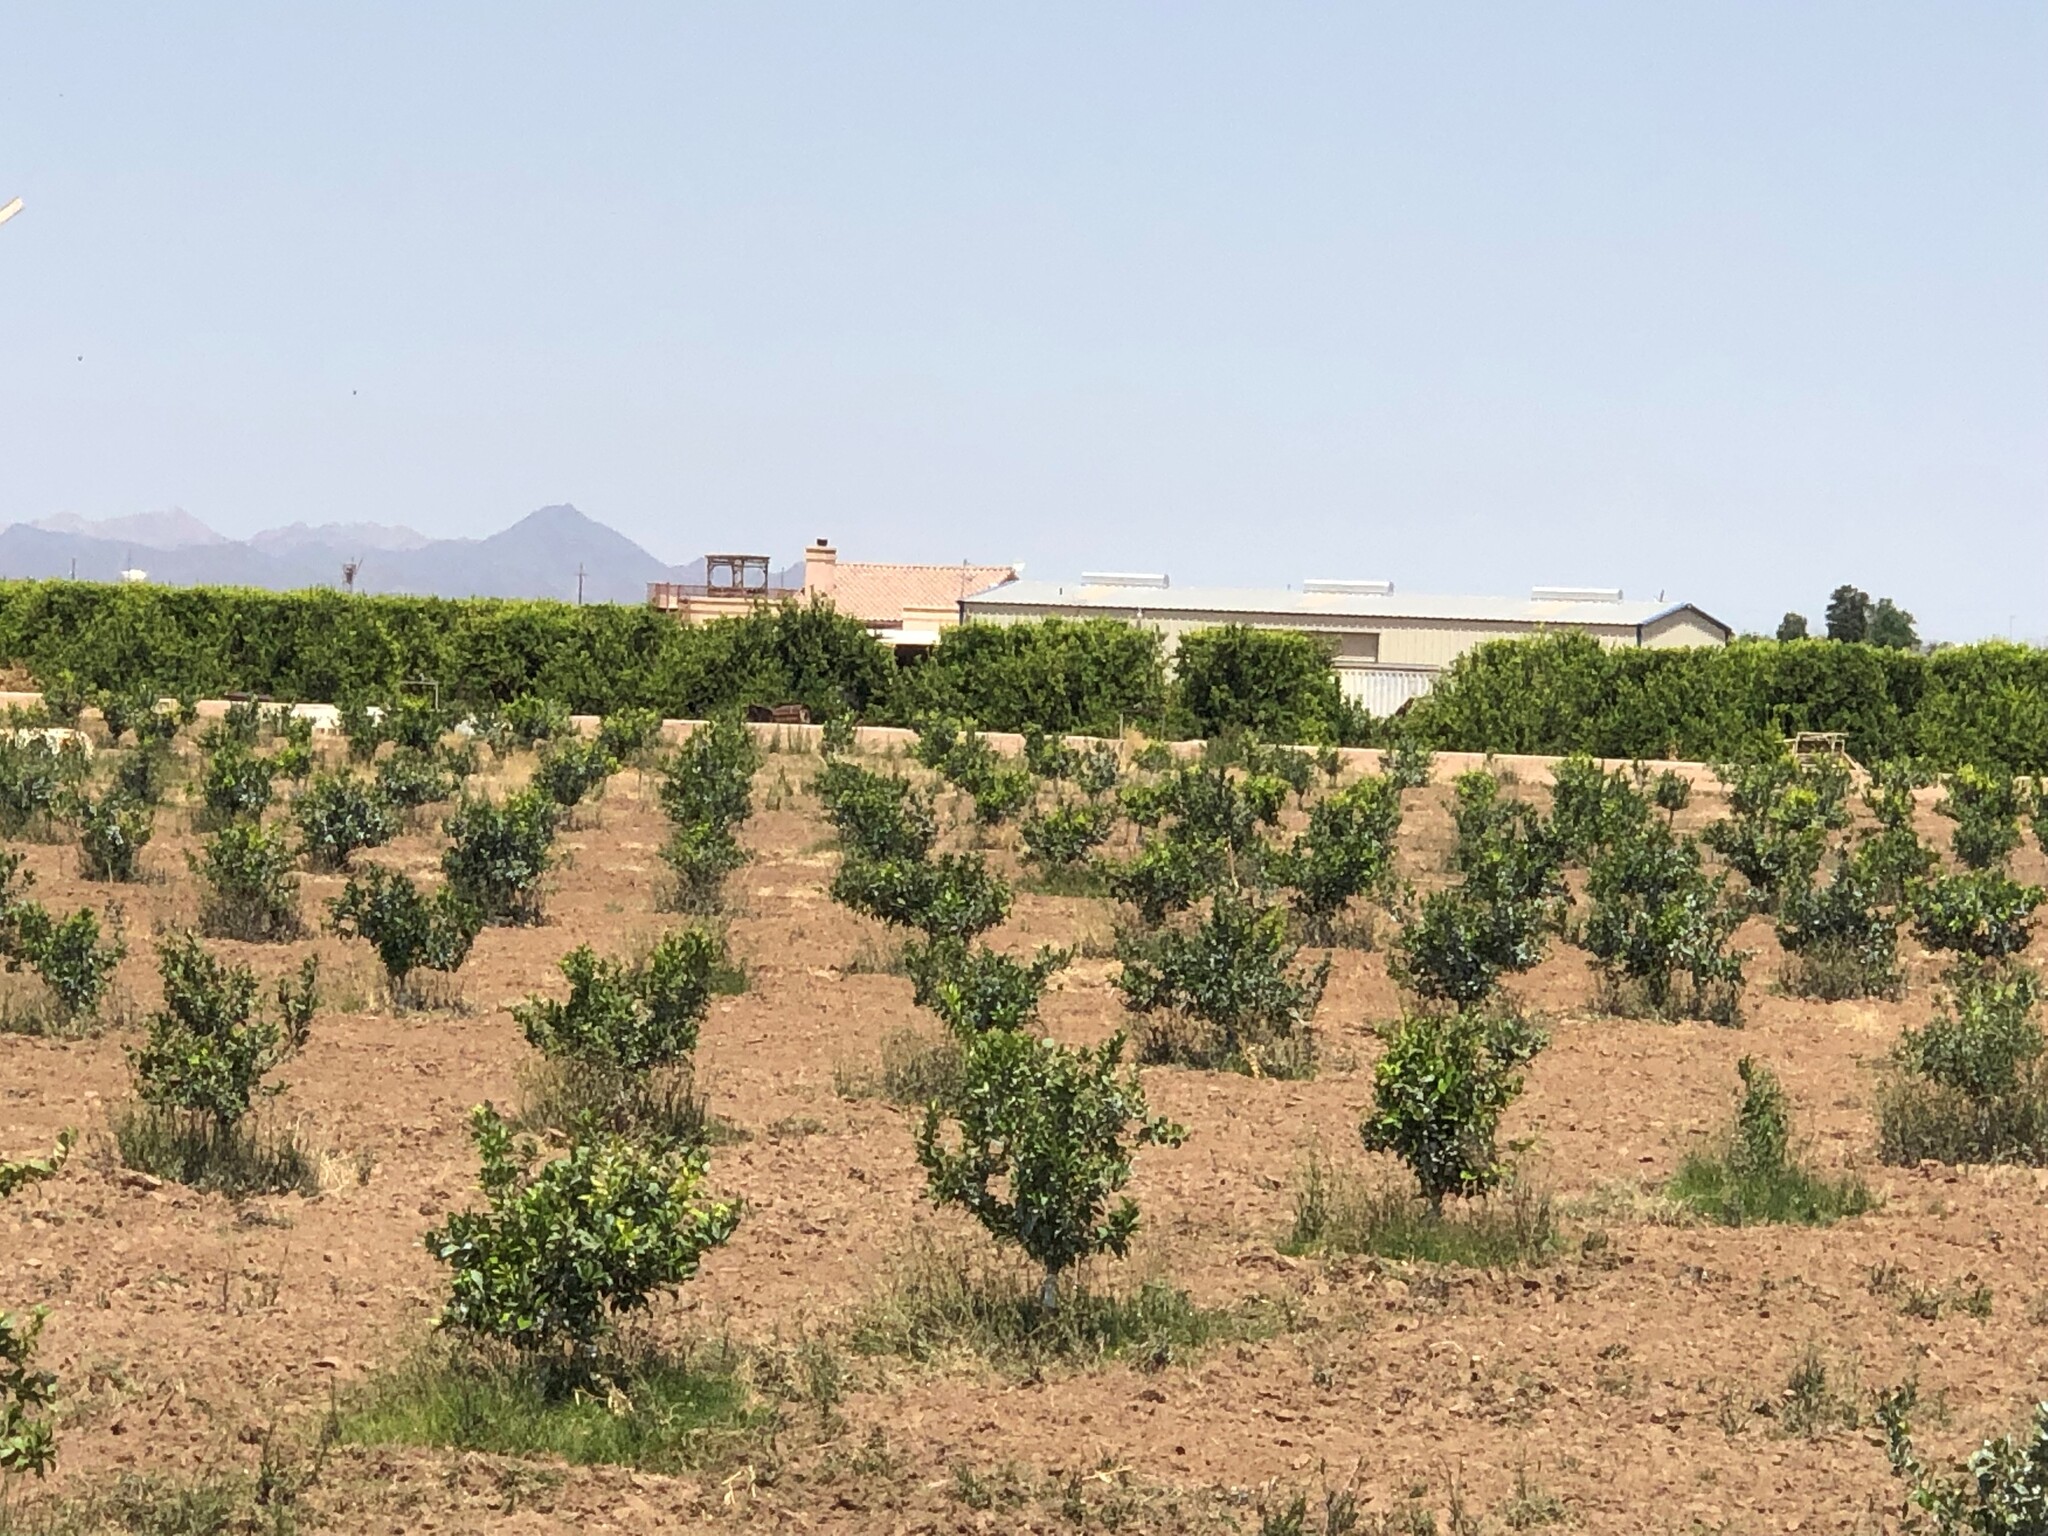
[2,5,2042,638]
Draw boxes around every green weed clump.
[1285,1146,1556,1268]
[339,1336,770,1474]
[849,1238,1263,1374]
[1667,1057,1875,1225]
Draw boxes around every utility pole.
[342,558,360,594]
[576,564,586,606]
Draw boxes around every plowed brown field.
[4,740,2044,1534]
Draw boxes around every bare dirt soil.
[4,741,2046,1534]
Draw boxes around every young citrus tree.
[1273,774,1403,943]
[514,929,727,1073]
[1908,869,2043,962]
[191,820,304,941]
[1360,1010,1545,1215]
[293,770,398,871]
[441,788,558,925]
[1938,765,2025,871]
[1577,821,1748,1023]
[915,1029,1186,1313]
[67,789,154,881]
[1115,890,1329,1075]
[903,937,1069,1036]
[329,865,483,1004]
[831,851,1012,941]
[0,1306,57,1479]
[429,1103,740,1363]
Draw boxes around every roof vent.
[1081,571,1169,589]
[1531,586,1622,603]
[1303,579,1393,595]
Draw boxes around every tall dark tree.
[1775,612,1809,642]
[1869,598,1919,651]
[1825,585,1872,643]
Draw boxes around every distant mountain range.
[0,505,764,604]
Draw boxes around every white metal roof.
[963,578,1726,633]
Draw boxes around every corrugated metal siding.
[1338,665,1440,716]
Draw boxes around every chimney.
[804,538,837,599]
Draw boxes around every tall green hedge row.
[1403,632,2048,773]
[3,581,2043,770]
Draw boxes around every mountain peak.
[32,507,228,549]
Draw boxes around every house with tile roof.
[648,540,1017,647]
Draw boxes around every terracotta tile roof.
[827,563,1016,626]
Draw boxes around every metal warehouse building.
[958,575,1730,715]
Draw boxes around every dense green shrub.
[812,760,937,862]
[1381,734,1434,792]
[1879,963,2048,1166]
[329,865,483,1002]
[429,1104,740,1357]
[95,685,161,746]
[67,789,153,881]
[294,771,398,871]
[597,705,662,762]
[904,936,1068,1036]
[196,740,276,825]
[1939,765,2025,870]
[126,935,290,1131]
[1667,1057,1874,1225]
[1881,1386,2048,1536]
[442,789,558,925]
[659,717,760,833]
[340,698,386,763]
[514,931,727,1072]
[532,737,617,811]
[659,822,751,915]
[502,694,572,747]
[1898,963,2042,1101]
[1022,727,1080,782]
[1108,761,1283,921]
[375,747,458,812]
[1702,752,1851,909]
[1577,822,1746,1023]
[832,852,1011,941]
[38,672,86,726]
[113,740,175,806]
[4,900,124,1024]
[1360,1010,1545,1214]
[1774,861,1902,1000]
[1019,799,1115,878]
[384,695,450,753]
[0,736,83,835]
[1391,885,1552,1011]
[1116,892,1329,1076]
[890,617,1168,737]
[0,1305,57,1478]
[1547,753,1651,862]
[1171,625,1360,745]
[915,1028,1186,1311]
[192,820,303,941]
[1908,869,2043,961]
[1273,775,1403,942]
